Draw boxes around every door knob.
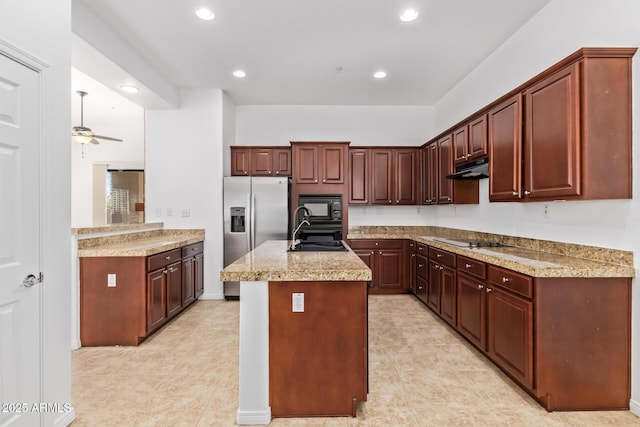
[22,273,42,288]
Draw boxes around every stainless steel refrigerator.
[223,176,290,299]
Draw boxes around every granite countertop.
[219,240,372,282]
[77,229,205,257]
[72,222,164,235]
[348,231,634,278]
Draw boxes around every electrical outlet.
[107,274,116,287]
[166,208,173,217]
[544,205,550,219]
[181,209,190,217]
[292,293,304,312]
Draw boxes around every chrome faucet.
[291,206,311,245]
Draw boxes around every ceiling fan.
[71,90,123,145]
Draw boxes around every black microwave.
[298,195,342,223]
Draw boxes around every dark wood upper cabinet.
[523,63,581,199]
[468,115,488,161]
[453,126,468,164]
[355,148,418,205]
[349,149,369,204]
[488,94,522,202]
[231,146,291,177]
[230,147,251,176]
[423,143,438,205]
[292,142,347,185]
[437,135,454,204]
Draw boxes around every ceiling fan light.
[400,9,419,22]
[73,134,93,144]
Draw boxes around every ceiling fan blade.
[93,134,123,142]
[90,138,100,145]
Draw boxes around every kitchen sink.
[288,240,348,252]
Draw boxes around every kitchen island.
[219,240,371,425]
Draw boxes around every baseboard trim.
[200,292,224,300]
[54,407,76,427]
[236,408,271,425]
[630,398,640,416]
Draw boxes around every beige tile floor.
[71,295,639,426]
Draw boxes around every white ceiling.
[74,0,553,106]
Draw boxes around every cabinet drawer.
[182,241,204,258]
[428,247,456,268]
[409,240,416,251]
[416,254,428,279]
[457,255,486,280]
[147,249,182,271]
[416,243,427,255]
[488,266,533,299]
[348,239,405,250]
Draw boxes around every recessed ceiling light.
[120,84,140,94]
[232,70,247,78]
[196,7,215,21]
[400,9,419,22]
[373,71,387,79]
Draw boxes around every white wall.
[222,91,237,177]
[0,0,73,425]
[71,68,145,227]
[145,89,225,299]
[236,105,434,147]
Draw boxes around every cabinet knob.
[432,264,439,270]
[370,251,374,255]
[323,179,326,183]
[165,256,171,260]
[447,197,452,201]
[486,287,493,293]
[478,284,484,290]
[314,179,318,183]
[439,266,444,270]
[418,247,423,251]
[465,263,472,268]
[418,286,423,290]
[502,277,510,283]
[375,242,378,246]
[379,251,382,255]
[364,200,368,203]
[524,190,531,195]
[436,253,442,258]
[411,254,416,257]
[512,191,519,196]
[418,264,423,268]
[388,200,392,204]
[244,171,248,175]
[396,200,399,203]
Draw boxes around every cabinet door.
[182,257,196,306]
[166,261,183,318]
[377,249,403,290]
[457,273,486,351]
[453,125,468,165]
[427,261,441,312]
[272,148,292,176]
[437,135,453,204]
[489,94,522,201]
[349,149,369,204]
[440,266,457,327]
[409,251,417,294]
[194,252,204,298]
[320,145,345,184]
[416,276,428,305]
[370,150,393,205]
[423,144,438,205]
[354,249,376,288]
[394,149,418,205]
[487,286,533,389]
[251,149,274,176]
[230,147,251,176]
[468,115,488,161]
[524,63,580,199]
[293,144,319,184]
[147,269,167,333]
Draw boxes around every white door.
[0,52,42,426]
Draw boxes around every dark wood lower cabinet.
[349,239,408,294]
[80,242,204,346]
[487,286,533,389]
[456,273,486,350]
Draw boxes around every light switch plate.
[107,274,116,287]
[292,293,304,312]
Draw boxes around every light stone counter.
[219,240,372,282]
[71,222,164,235]
[77,229,205,257]
[347,226,634,278]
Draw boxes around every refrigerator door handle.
[246,194,252,251]
[250,194,256,249]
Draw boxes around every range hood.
[446,157,489,180]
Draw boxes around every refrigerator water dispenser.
[230,207,245,232]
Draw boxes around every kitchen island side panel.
[269,281,367,417]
